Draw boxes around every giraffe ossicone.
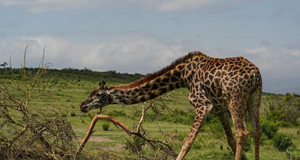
[80,51,262,160]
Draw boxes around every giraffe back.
[186,54,262,114]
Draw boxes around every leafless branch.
[76,102,178,159]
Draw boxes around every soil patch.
[77,136,113,142]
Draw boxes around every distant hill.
[263,78,300,94]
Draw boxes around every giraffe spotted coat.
[80,51,262,160]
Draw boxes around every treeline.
[0,67,144,84]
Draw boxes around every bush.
[272,133,293,151]
[102,123,110,131]
[71,112,76,117]
[265,94,300,126]
[261,120,279,139]
[267,108,288,126]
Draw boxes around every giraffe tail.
[252,70,257,87]
[250,70,260,94]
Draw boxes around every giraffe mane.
[109,51,206,90]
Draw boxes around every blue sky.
[0,0,300,93]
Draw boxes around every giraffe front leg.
[176,105,210,160]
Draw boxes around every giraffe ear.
[97,81,106,90]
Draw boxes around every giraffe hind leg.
[227,97,249,160]
[247,88,262,160]
[218,112,236,154]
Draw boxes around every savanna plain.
[1,63,300,160]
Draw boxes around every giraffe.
[80,51,262,160]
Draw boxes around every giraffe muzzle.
[80,104,90,113]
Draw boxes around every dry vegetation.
[0,49,77,159]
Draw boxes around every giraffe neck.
[109,69,185,104]
[108,51,209,104]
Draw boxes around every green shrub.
[267,108,288,126]
[272,133,293,151]
[261,120,279,139]
[265,94,300,126]
[102,123,110,131]
[70,112,76,117]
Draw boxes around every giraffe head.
[80,81,112,113]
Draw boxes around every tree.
[0,62,8,68]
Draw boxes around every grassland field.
[1,68,300,160]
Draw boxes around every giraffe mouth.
[80,105,90,113]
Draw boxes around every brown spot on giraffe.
[80,51,262,160]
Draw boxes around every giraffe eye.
[96,93,102,96]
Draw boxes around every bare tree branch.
[76,114,131,157]
[76,102,178,159]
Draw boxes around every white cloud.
[243,46,300,79]
[1,34,300,79]
[0,36,71,67]
[283,49,300,56]
[0,34,184,73]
